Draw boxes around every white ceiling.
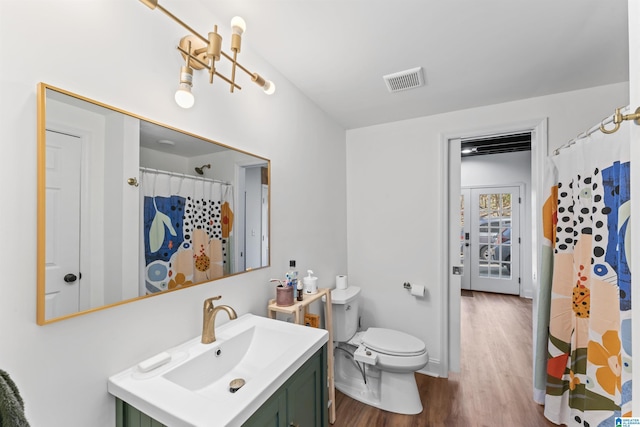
[201,0,629,129]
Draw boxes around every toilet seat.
[362,328,426,357]
[347,331,366,346]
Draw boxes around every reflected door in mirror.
[45,130,82,318]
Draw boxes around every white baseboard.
[417,357,445,378]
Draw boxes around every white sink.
[108,313,328,427]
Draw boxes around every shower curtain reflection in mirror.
[139,169,234,295]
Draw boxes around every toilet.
[327,286,428,414]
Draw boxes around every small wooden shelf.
[267,288,336,424]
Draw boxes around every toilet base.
[334,348,423,415]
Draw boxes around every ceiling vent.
[383,67,424,93]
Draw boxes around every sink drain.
[229,378,245,393]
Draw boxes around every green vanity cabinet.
[116,399,166,427]
[116,346,327,427]
[243,345,327,427]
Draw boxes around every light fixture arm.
[141,0,208,45]
[230,50,239,93]
[140,0,273,97]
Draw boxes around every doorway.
[234,162,269,272]
[445,120,546,374]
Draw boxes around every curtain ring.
[600,108,623,134]
[600,120,620,135]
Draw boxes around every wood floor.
[331,291,557,427]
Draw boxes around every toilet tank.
[330,286,361,342]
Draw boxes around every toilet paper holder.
[403,282,425,297]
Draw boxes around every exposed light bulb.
[230,16,246,35]
[263,80,276,95]
[175,82,195,108]
[175,65,195,108]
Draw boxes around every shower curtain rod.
[554,105,638,155]
[139,167,230,185]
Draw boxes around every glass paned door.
[469,186,520,294]
[460,189,471,290]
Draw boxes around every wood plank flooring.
[331,291,558,427]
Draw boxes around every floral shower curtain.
[535,125,631,426]
[139,169,234,295]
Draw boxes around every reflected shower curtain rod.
[554,105,639,155]
[139,166,230,185]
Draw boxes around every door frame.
[234,160,269,273]
[440,118,547,375]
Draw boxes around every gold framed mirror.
[37,83,270,325]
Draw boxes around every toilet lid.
[362,328,426,356]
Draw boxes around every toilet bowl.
[326,286,428,414]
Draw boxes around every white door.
[469,186,520,295]
[45,130,82,318]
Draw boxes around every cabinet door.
[242,392,287,427]
[286,353,324,427]
[116,398,167,427]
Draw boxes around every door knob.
[63,273,78,283]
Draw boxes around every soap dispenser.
[303,270,318,294]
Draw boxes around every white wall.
[346,82,629,377]
[0,1,346,425]
[139,147,191,174]
[461,151,531,188]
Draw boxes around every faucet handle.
[204,295,222,310]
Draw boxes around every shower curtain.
[139,169,234,295]
[534,125,631,426]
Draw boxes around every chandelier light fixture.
[139,0,276,109]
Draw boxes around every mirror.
[37,83,270,324]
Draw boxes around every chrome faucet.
[202,296,237,344]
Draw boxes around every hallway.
[332,291,557,426]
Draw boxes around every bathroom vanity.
[108,314,328,427]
